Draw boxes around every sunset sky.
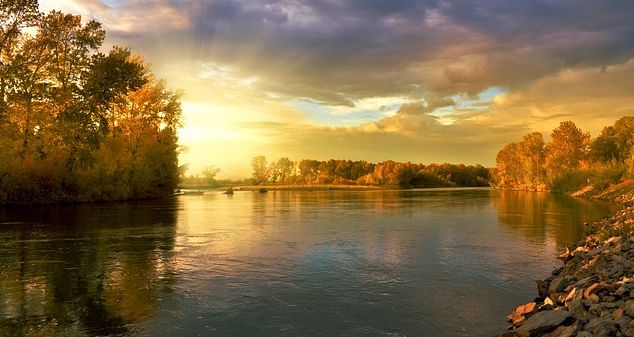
[40,0,634,178]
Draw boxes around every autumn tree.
[272,157,294,183]
[544,121,590,177]
[0,0,40,118]
[200,166,220,185]
[495,142,522,188]
[251,156,269,184]
[0,5,182,204]
[519,132,546,187]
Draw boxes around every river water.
[0,189,617,336]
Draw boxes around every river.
[0,188,617,336]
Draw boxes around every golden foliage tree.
[544,121,590,177]
[0,4,182,204]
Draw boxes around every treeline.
[0,1,182,204]
[249,156,490,188]
[495,117,634,192]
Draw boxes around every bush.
[550,165,626,194]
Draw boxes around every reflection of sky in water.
[0,190,617,337]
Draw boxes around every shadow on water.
[0,199,179,336]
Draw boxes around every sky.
[40,0,634,178]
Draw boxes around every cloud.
[39,1,634,176]
[478,59,634,135]
[41,0,634,105]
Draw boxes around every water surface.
[0,189,617,336]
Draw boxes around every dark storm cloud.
[99,0,634,105]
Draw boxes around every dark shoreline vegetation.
[0,2,181,205]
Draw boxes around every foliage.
[0,4,182,204]
[495,132,547,190]
[249,156,490,188]
[544,121,590,177]
[496,117,633,193]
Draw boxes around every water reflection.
[496,191,613,247]
[0,201,179,336]
[0,190,618,337]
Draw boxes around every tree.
[612,116,634,163]
[496,142,522,188]
[0,0,40,118]
[251,156,269,184]
[0,5,182,204]
[519,132,546,187]
[274,157,294,183]
[201,165,220,185]
[545,121,589,176]
[590,126,618,163]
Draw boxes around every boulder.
[549,277,568,295]
[583,283,601,300]
[516,310,573,336]
[585,317,617,337]
[542,321,581,337]
[625,300,634,316]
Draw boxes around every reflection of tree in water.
[0,200,179,336]
[496,191,615,248]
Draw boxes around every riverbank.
[494,181,634,337]
[237,184,386,191]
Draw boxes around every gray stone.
[517,310,573,335]
[586,317,618,337]
[625,300,634,316]
[542,321,581,337]
[550,277,568,295]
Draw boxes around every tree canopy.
[250,156,490,188]
[0,2,182,204]
[495,117,634,192]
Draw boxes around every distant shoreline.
[177,184,494,192]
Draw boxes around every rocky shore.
[495,184,634,337]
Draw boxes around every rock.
[586,317,618,337]
[606,236,622,245]
[584,283,601,299]
[549,277,568,295]
[508,302,538,326]
[514,302,537,316]
[575,276,598,288]
[625,300,634,316]
[516,310,573,335]
[493,331,522,337]
[496,207,634,337]
[587,294,600,303]
[542,321,581,337]
[537,280,550,298]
